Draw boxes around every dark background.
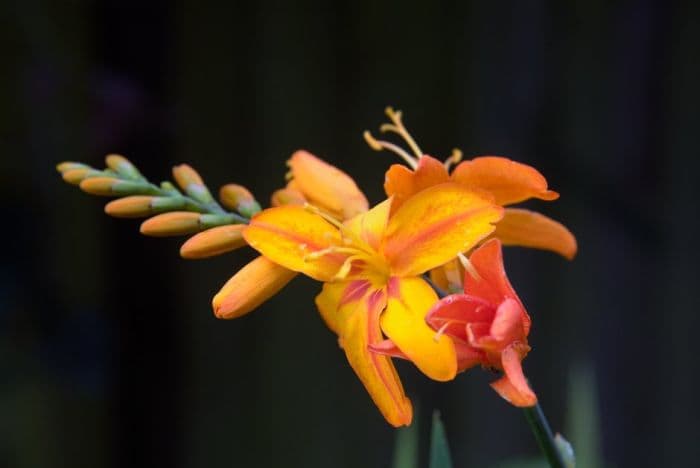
[2,1,699,467]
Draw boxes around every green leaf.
[391,421,419,468]
[429,411,453,468]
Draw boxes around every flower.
[242,183,504,426]
[365,107,576,264]
[213,150,368,319]
[376,239,537,407]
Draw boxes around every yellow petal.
[380,277,457,381]
[382,183,503,277]
[243,206,344,281]
[180,224,247,259]
[343,198,392,251]
[340,288,413,427]
[316,281,355,335]
[451,156,559,206]
[494,208,577,260]
[288,150,369,220]
[212,256,297,319]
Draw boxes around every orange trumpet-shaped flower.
[243,183,504,426]
[366,107,576,262]
[429,239,536,406]
[376,239,537,407]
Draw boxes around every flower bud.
[105,196,156,218]
[62,168,93,185]
[219,184,261,217]
[270,187,305,207]
[80,177,152,196]
[212,256,297,319]
[56,161,89,173]
[180,224,247,259]
[140,212,201,236]
[172,164,204,189]
[105,154,142,180]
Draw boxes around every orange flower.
[213,151,368,319]
[243,183,503,426]
[365,107,576,264]
[373,239,537,407]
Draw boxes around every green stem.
[523,403,565,468]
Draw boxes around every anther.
[444,148,463,170]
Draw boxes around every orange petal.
[382,183,503,277]
[270,186,306,207]
[212,256,297,319]
[340,288,413,427]
[451,156,559,206]
[494,208,577,260]
[490,344,537,407]
[288,150,368,220]
[380,277,457,381]
[384,155,450,213]
[344,198,392,251]
[180,224,247,259]
[243,205,345,282]
[315,280,368,335]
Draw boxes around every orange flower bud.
[172,164,204,190]
[79,177,121,195]
[219,184,260,217]
[180,225,247,259]
[270,187,306,207]
[105,154,142,179]
[212,256,297,319]
[56,161,88,173]
[140,212,201,236]
[105,196,156,218]
[62,168,91,185]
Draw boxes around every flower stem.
[523,403,565,468]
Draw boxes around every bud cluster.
[57,155,261,259]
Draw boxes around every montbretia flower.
[242,183,504,426]
[376,239,537,407]
[364,108,576,293]
[213,151,368,319]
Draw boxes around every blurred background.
[2,1,699,467]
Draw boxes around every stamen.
[458,252,482,281]
[433,320,454,342]
[384,106,424,158]
[444,148,463,171]
[363,131,418,169]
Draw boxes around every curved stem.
[523,403,565,468]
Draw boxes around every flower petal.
[340,288,413,427]
[315,280,371,335]
[490,298,527,344]
[380,277,457,381]
[465,239,531,335]
[490,344,537,407]
[451,156,559,206]
[212,256,298,319]
[426,294,495,342]
[288,150,368,220]
[243,206,344,281]
[382,183,503,277]
[344,198,392,251]
[384,155,450,213]
[494,208,577,260]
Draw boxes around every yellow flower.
[213,150,368,319]
[242,183,503,426]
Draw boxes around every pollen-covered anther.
[444,148,463,170]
